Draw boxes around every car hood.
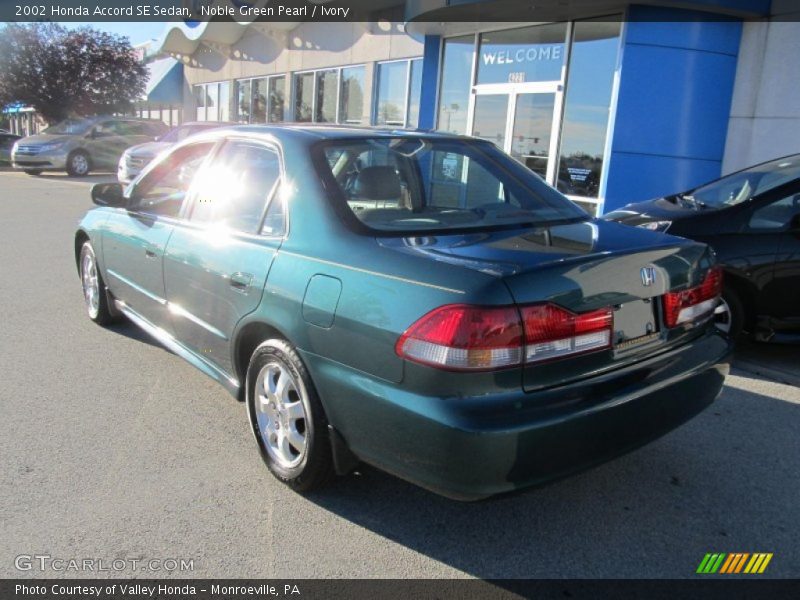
[126,141,171,158]
[15,134,72,146]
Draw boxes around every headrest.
[353,166,401,200]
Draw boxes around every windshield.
[160,123,220,144]
[685,156,800,208]
[317,138,587,234]
[42,118,94,135]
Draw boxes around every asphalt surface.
[1,170,799,579]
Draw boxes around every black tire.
[79,241,116,326]
[716,286,745,341]
[24,169,43,176]
[66,150,91,177]
[246,339,334,493]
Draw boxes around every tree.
[0,23,147,124]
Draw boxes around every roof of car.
[202,123,474,143]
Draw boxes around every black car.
[604,154,800,342]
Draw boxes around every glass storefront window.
[236,79,251,123]
[251,78,267,123]
[407,59,423,128]
[557,19,621,199]
[375,61,407,126]
[218,81,230,121]
[437,36,472,134]
[194,85,205,121]
[205,83,218,121]
[268,77,285,123]
[339,66,365,124]
[315,70,338,123]
[293,73,314,122]
[477,23,567,85]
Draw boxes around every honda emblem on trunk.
[641,267,656,287]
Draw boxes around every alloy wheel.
[714,297,732,334]
[71,154,89,176]
[254,360,309,469]
[81,250,100,319]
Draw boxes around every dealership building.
[145,0,798,215]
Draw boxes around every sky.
[64,22,168,45]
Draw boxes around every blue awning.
[143,57,183,105]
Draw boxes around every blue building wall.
[603,5,743,211]
[417,35,442,129]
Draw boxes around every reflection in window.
[293,73,314,122]
[218,82,230,122]
[339,66,365,124]
[236,79,251,123]
[205,84,218,121]
[557,19,621,199]
[477,23,567,85]
[407,59,423,128]
[375,61,408,127]
[194,86,205,121]
[374,59,422,128]
[437,36,473,134]
[252,78,267,123]
[268,77,285,123]
[315,70,338,123]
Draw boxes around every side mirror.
[91,183,125,208]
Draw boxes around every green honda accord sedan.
[75,126,732,500]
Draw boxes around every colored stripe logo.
[697,553,773,574]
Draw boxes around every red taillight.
[394,305,523,371]
[663,266,723,328]
[521,304,613,363]
[396,303,613,371]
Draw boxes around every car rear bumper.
[301,329,732,500]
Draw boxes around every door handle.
[229,272,253,292]
[145,248,157,259]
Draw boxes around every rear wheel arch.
[722,270,757,332]
[233,321,291,394]
[74,230,90,272]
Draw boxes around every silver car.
[117,121,234,184]
[12,116,168,177]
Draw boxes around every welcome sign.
[478,42,565,84]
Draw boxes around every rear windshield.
[316,137,586,233]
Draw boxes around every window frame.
[234,74,286,124]
[372,57,424,129]
[126,140,220,220]
[183,136,288,238]
[291,64,367,125]
[193,81,231,122]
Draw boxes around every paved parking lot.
[1,170,798,579]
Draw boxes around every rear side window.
[189,140,282,234]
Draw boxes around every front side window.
[749,191,800,230]
[190,141,282,234]
[129,143,215,217]
[318,137,585,233]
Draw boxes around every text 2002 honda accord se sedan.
[75,126,732,500]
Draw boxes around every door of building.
[468,82,563,185]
